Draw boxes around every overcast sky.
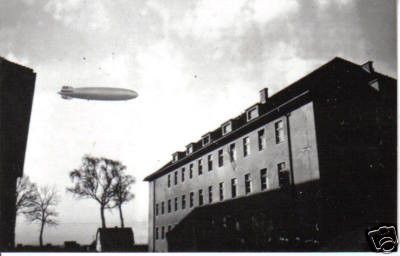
[1,0,396,246]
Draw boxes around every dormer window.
[222,121,232,135]
[202,134,211,146]
[246,105,259,121]
[186,144,194,155]
[369,79,380,91]
[172,153,179,162]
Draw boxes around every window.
[275,120,285,143]
[229,143,236,162]
[181,168,185,182]
[174,197,178,211]
[202,134,211,146]
[182,195,186,209]
[243,136,250,157]
[260,168,268,190]
[168,199,171,213]
[235,221,240,231]
[231,178,237,198]
[208,186,213,203]
[161,202,165,215]
[208,154,213,171]
[219,182,224,201]
[198,159,203,175]
[155,227,159,240]
[258,129,266,150]
[222,122,232,135]
[246,105,259,121]
[172,153,178,162]
[186,144,193,154]
[278,162,290,188]
[369,78,380,91]
[155,203,159,216]
[198,189,204,206]
[218,149,224,167]
[161,226,165,239]
[174,171,178,185]
[168,225,172,235]
[190,192,194,207]
[189,164,193,179]
[244,173,251,194]
[167,175,171,188]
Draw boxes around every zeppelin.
[58,86,138,101]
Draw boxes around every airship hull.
[58,87,138,101]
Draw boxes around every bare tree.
[16,176,38,215]
[111,170,135,228]
[24,186,59,247]
[12,176,39,248]
[67,155,121,228]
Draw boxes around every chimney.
[361,61,374,73]
[259,88,269,104]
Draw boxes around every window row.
[167,120,285,188]
[155,225,174,240]
[157,162,289,216]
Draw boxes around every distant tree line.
[67,155,135,228]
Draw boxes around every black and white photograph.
[0,0,397,254]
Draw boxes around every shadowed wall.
[0,57,36,251]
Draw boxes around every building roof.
[0,56,35,73]
[144,57,395,182]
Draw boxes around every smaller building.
[95,227,135,252]
[63,241,81,251]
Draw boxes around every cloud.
[259,42,321,94]
[317,0,355,9]
[5,51,30,66]
[248,0,299,24]
[176,0,245,39]
[21,0,35,6]
[136,40,188,93]
[99,54,133,88]
[170,0,299,40]
[44,0,110,32]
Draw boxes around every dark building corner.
[0,57,36,251]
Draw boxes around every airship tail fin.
[61,95,72,100]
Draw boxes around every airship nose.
[129,90,139,98]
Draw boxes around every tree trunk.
[118,204,124,228]
[100,205,106,228]
[39,221,44,247]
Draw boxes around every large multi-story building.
[0,57,36,251]
[144,57,396,252]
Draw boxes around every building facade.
[144,57,396,252]
[0,57,36,251]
